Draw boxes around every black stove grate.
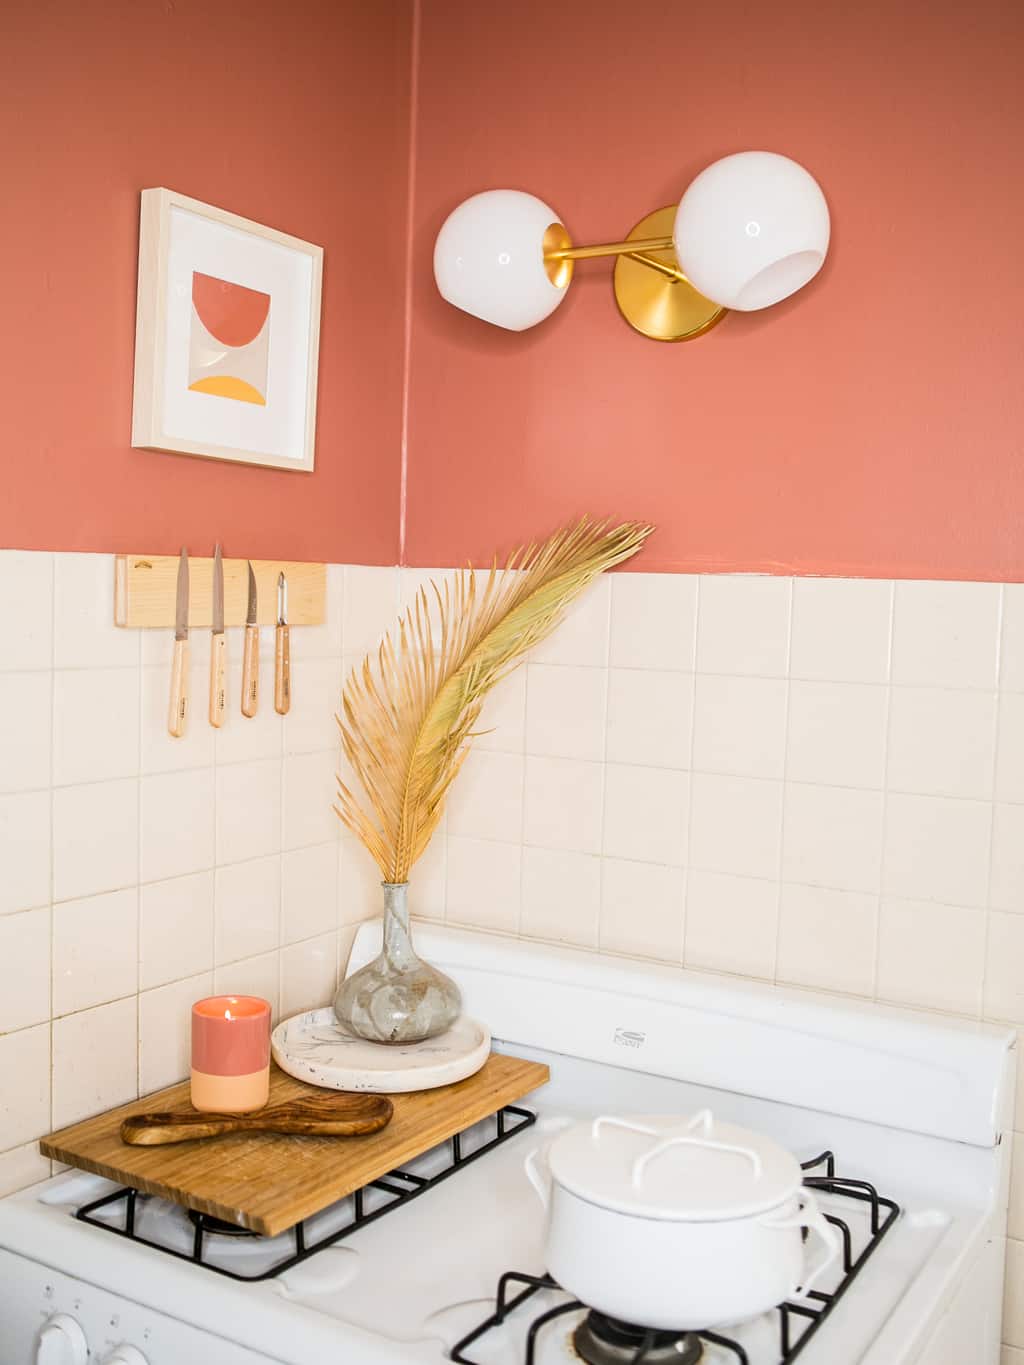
[449,1150,900,1365]
[73,1103,537,1283]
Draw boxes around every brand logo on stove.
[613,1028,646,1049]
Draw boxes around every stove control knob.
[36,1314,89,1365]
[100,1349,150,1365]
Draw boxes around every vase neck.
[381,883,418,969]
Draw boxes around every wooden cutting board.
[40,1054,548,1237]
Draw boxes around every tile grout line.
[593,584,612,953]
[680,577,702,967]
[979,582,1006,1024]
[47,554,56,1158]
[870,580,897,1006]
[133,618,143,1100]
[772,577,795,986]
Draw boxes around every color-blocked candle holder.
[191,996,271,1113]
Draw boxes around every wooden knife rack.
[114,554,326,629]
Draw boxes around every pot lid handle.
[591,1116,663,1141]
[631,1132,764,1189]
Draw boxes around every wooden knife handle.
[209,632,226,728]
[120,1094,393,1146]
[275,623,291,715]
[241,624,259,717]
[167,638,190,738]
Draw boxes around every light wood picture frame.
[131,188,323,473]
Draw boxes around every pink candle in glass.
[191,996,271,1113]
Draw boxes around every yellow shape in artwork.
[188,375,267,406]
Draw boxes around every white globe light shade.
[673,152,830,312]
[433,190,569,332]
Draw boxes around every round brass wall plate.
[612,206,727,342]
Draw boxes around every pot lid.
[546,1111,803,1222]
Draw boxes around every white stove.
[0,923,1015,1365]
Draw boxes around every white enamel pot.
[525,1110,839,1331]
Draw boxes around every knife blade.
[274,571,291,715]
[241,560,260,718]
[209,543,226,729]
[167,546,190,738]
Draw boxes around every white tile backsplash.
[53,553,136,669]
[692,674,787,780]
[140,768,215,883]
[685,869,778,980]
[0,673,52,793]
[216,758,281,863]
[781,783,884,894]
[882,792,992,907]
[603,763,688,866]
[139,870,215,990]
[280,931,339,1018]
[689,772,782,881]
[138,971,213,1095]
[446,835,521,933]
[53,777,138,902]
[887,686,997,800]
[282,749,338,851]
[51,996,137,1129]
[990,804,1024,913]
[526,663,606,761]
[447,749,524,843]
[789,577,892,684]
[0,790,50,915]
[523,756,603,854]
[0,907,50,1032]
[777,884,877,997]
[997,693,1024,805]
[877,897,987,1016]
[609,572,697,671]
[531,577,609,667]
[520,846,601,946]
[0,1024,50,1147]
[281,841,338,944]
[2,551,53,672]
[53,668,140,786]
[1001,584,1024,693]
[215,854,281,964]
[52,889,136,1016]
[2,544,1024,1353]
[696,575,791,677]
[786,681,888,789]
[605,669,692,769]
[599,858,686,961]
[891,580,1001,690]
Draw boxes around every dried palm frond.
[335,517,654,883]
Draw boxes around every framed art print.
[131,188,323,472]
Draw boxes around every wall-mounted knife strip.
[114,556,326,629]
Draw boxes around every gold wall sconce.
[433,152,829,342]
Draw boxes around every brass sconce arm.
[545,233,674,262]
[545,231,690,287]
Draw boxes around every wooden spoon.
[121,1093,393,1146]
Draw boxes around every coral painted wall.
[404,0,1024,579]
[0,0,410,564]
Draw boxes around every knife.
[167,546,189,738]
[241,560,259,718]
[274,572,291,715]
[209,543,226,728]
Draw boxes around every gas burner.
[449,1153,901,1364]
[186,1209,258,1239]
[574,1310,702,1365]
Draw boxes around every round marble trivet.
[271,1009,491,1093]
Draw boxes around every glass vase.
[333,882,461,1044]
